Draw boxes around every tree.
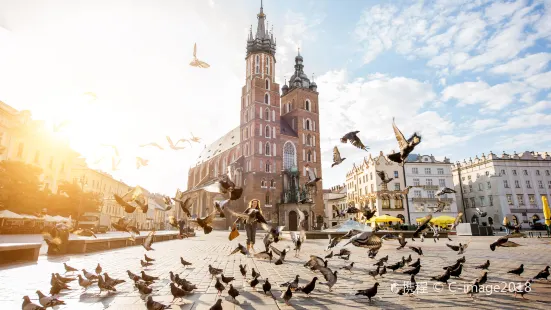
[0,160,44,214]
[51,181,102,218]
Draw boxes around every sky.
[1,0,550,195]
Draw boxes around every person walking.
[232,199,262,254]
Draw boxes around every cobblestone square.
[1,231,551,309]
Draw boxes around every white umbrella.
[0,210,23,219]
[43,215,57,222]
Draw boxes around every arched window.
[265,125,271,138]
[265,108,270,120]
[266,56,270,75]
[283,142,297,170]
[265,192,271,205]
[265,79,270,90]
[265,160,271,173]
[306,134,312,145]
[305,99,311,111]
[270,179,275,187]
[261,179,266,187]
[265,142,271,155]
[264,93,269,104]
[286,103,290,113]
[272,110,275,121]
[255,55,260,74]
[307,151,312,162]
[305,119,311,130]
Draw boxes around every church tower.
[239,2,281,221]
[280,50,324,224]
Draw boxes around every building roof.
[196,126,241,165]
[406,154,451,164]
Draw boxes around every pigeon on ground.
[77,275,93,290]
[356,282,379,302]
[239,264,247,279]
[141,271,159,282]
[146,295,170,310]
[22,296,45,310]
[209,298,223,310]
[475,260,490,270]
[136,281,153,295]
[170,282,190,302]
[54,273,75,284]
[319,268,338,291]
[431,269,451,283]
[403,265,421,276]
[508,264,524,276]
[281,285,293,306]
[97,275,117,295]
[409,258,421,268]
[209,265,223,278]
[510,279,533,299]
[228,284,239,300]
[379,266,387,277]
[221,274,235,284]
[369,266,380,279]
[478,271,488,285]
[254,250,273,261]
[141,260,153,268]
[36,290,65,307]
[467,280,480,300]
[82,269,98,281]
[251,268,260,279]
[280,275,299,291]
[396,275,417,296]
[250,275,260,289]
[534,266,550,280]
[104,273,125,287]
[230,243,249,256]
[404,254,412,264]
[180,257,192,267]
[63,263,78,273]
[340,262,354,273]
[447,264,463,278]
[296,277,318,297]
[214,278,225,296]
[262,278,273,297]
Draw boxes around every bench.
[0,243,42,264]
[66,232,180,254]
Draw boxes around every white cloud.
[441,80,532,110]
[513,100,551,114]
[490,52,551,78]
[495,130,551,150]
[471,119,501,131]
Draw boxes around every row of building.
[323,151,551,229]
[0,100,171,230]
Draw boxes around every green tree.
[0,160,44,214]
[52,181,102,218]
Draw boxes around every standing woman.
[232,199,262,253]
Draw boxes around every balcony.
[423,185,439,190]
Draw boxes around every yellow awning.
[368,215,403,223]
[543,196,551,226]
[431,215,456,225]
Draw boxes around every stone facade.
[405,154,459,221]
[180,4,324,231]
[452,151,551,229]
[323,184,349,227]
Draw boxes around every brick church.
[178,3,324,231]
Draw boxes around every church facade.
[178,4,324,231]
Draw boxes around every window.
[426,179,433,186]
[265,108,270,120]
[265,192,270,205]
[462,185,467,193]
[307,151,312,162]
[464,198,469,208]
[515,180,520,188]
[265,79,270,90]
[478,183,483,191]
[469,184,473,192]
[265,142,271,156]
[412,167,418,174]
[546,170,550,176]
[425,168,431,174]
[382,198,390,209]
[270,179,275,188]
[266,56,270,75]
[504,180,509,188]
[17,142,24,158]
[394,171,399,178]
[526,180,531,188]
[255,55,259,73]
[265,161,271,173]
[536,170,540,176]
[261,179,266,187]
[489,195,493,206]
[529,194,535,204]
[395,198,403,208]
[414,190,421,198]
[538,180,544,188]
[437,168,444,175]
[371,184,374,192]
[512,169,517,175]
[265,125,271,138]
[523,170,528,176]
[470,197,476,207]
[306,134,312,146]
[305,100,311,111]
[501,169,506,175]
[479,196,485,206]
[487,181,491,189]
[394,183,400,190]
[517,194,524,205]
[305,119,311,130]
[439,179,445,187]
[427,190,435,198]
[264,93,269,104]
[260,160,263,171]
[413,178,420,186]
[507,194,513,204]
[34,151,40,164]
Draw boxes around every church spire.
[256,0,267,39]
[246,0,276,58]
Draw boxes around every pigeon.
[140,142,164,150]
[435,187,456,196]
[281,284,293,305]
[376,170,393,185]
[379,266,387,277]
[97,275,117,294]
[63,263,78,273]
[22,296,45,310]
[403,265,421,276]
[344,231,383,252]
[339,253,350,261]
[447,264,463,278]
[239,264,247,278]
[230,243,249,256]
[36,290,65,307]
[534,266,550,280]
[136,281,152,295]
[180,257,192,267]
[104,273,125,286]
[404,254,412,264]
[326,229,359,250]
[369,266,380,278]
[467,280,480,300]
[511,279,534,299]
[213,199,228,218]
[77,274,93,290]
[200,167,243,201]
[446,242,469,255]
[451,212,463,230]
[209,265,223,278]
[332,146,346,167]
[221,274,235,284]
[166,136,189,150]
[444,258,464,270]
[127,270,140,281]
[194,210,218,234]
[82,269,98,281]
[141,271,159,282]
[490,236,520,251]
[409,258,421,268]
[250,275,260,289]
[475,207,487,217]
[319,268,338,291]
[54,273,75,284]
[340,262,355,273]
[409,246,423,256]
[142,230,155,251]
[172,197,194,218]
[341,131,368,151]
[388,118,421,166]
[228,284,240,300]
[356,282,379,302]
[189,43,210,68]
[431,269,451,283]
[170,282,190,301]
[508,264,524,276]
[413,215,432,238]
[251,268,260,279]
[291,229,306,258]
[146,295,170,310]
[296,277,318,297]
[478,271,488,285]
[280,275,299,291]
[396,275,417,296]
[475,260,490,270]
[254,250,273,261]
[396,233,408,250]
[141,260,153,268]
[262,278,273,297]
